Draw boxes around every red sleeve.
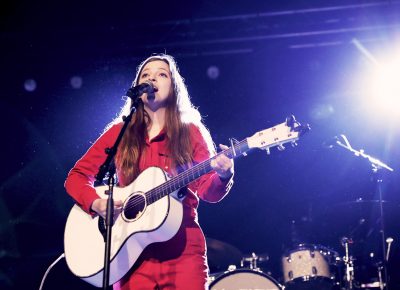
[64,124,121,214]
[187,125,234,203]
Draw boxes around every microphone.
[126,81,155,100]
[322,136,340,148]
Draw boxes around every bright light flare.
[356,49,400,121]
[368,61,400,117]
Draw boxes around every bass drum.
[209,269,282,290]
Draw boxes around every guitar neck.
[146,139,249,204]
[145,115,309,204]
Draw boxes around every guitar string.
[138,141,241,204]
[123,139,248,212]
[122,144,236,212]
[122,123,298,212]
[123,138,252,212]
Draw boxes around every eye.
[140,73,149,78]
[159,72,168,78]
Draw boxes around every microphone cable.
[38,253,65,290]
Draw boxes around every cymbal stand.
[342,237,355,290]
[332,135,394,290]
[378,264,384,290]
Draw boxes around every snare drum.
[209,269,282,290]
[282,244,336,290]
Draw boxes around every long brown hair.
[112,54,215,185]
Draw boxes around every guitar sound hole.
[124,194,146,220]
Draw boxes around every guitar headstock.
[247,115,310,152]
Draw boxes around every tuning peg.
[291,141,298,147]
[286,115,297,129]
[277,144,285,151]
[265,148,271,155]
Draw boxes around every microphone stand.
[332,135,394,290]
[95,88,143,290]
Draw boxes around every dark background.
[1,0,400,289]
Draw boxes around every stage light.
[24,79,37,92]
[70,76,83,89]
[367,61,400,118]
[207,65,220,80]
[352,40,400,121]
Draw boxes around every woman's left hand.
[210,144,234,180]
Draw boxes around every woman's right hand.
[91,198,123,219]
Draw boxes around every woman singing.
[65,54,234,289]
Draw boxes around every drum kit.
[206,198,397,290]
[207,239,341,290]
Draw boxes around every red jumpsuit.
[65,123,234,290]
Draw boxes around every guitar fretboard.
[145,138,249,204]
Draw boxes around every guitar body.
[64,167,184,287]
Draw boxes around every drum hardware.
[385,237,393,263]
[353,262,386,290]
[377,264,384,290]
[341,237,355,290]
[328,134,393,289]
[240,252,269,271]
[360,281,385,289]
[338,236,393,290]
[349,261,387,290]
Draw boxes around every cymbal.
[336,199,394,207]
[312,199,400,244]
[322,199,399,220]
[206,238,242,271]
[316,199,398,218]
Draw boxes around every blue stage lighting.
[24,79,37,92]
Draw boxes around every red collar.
[146,128,167,144]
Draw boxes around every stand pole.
[102,174,115,290]
[95,88,143,289]
[376,171,389,290]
